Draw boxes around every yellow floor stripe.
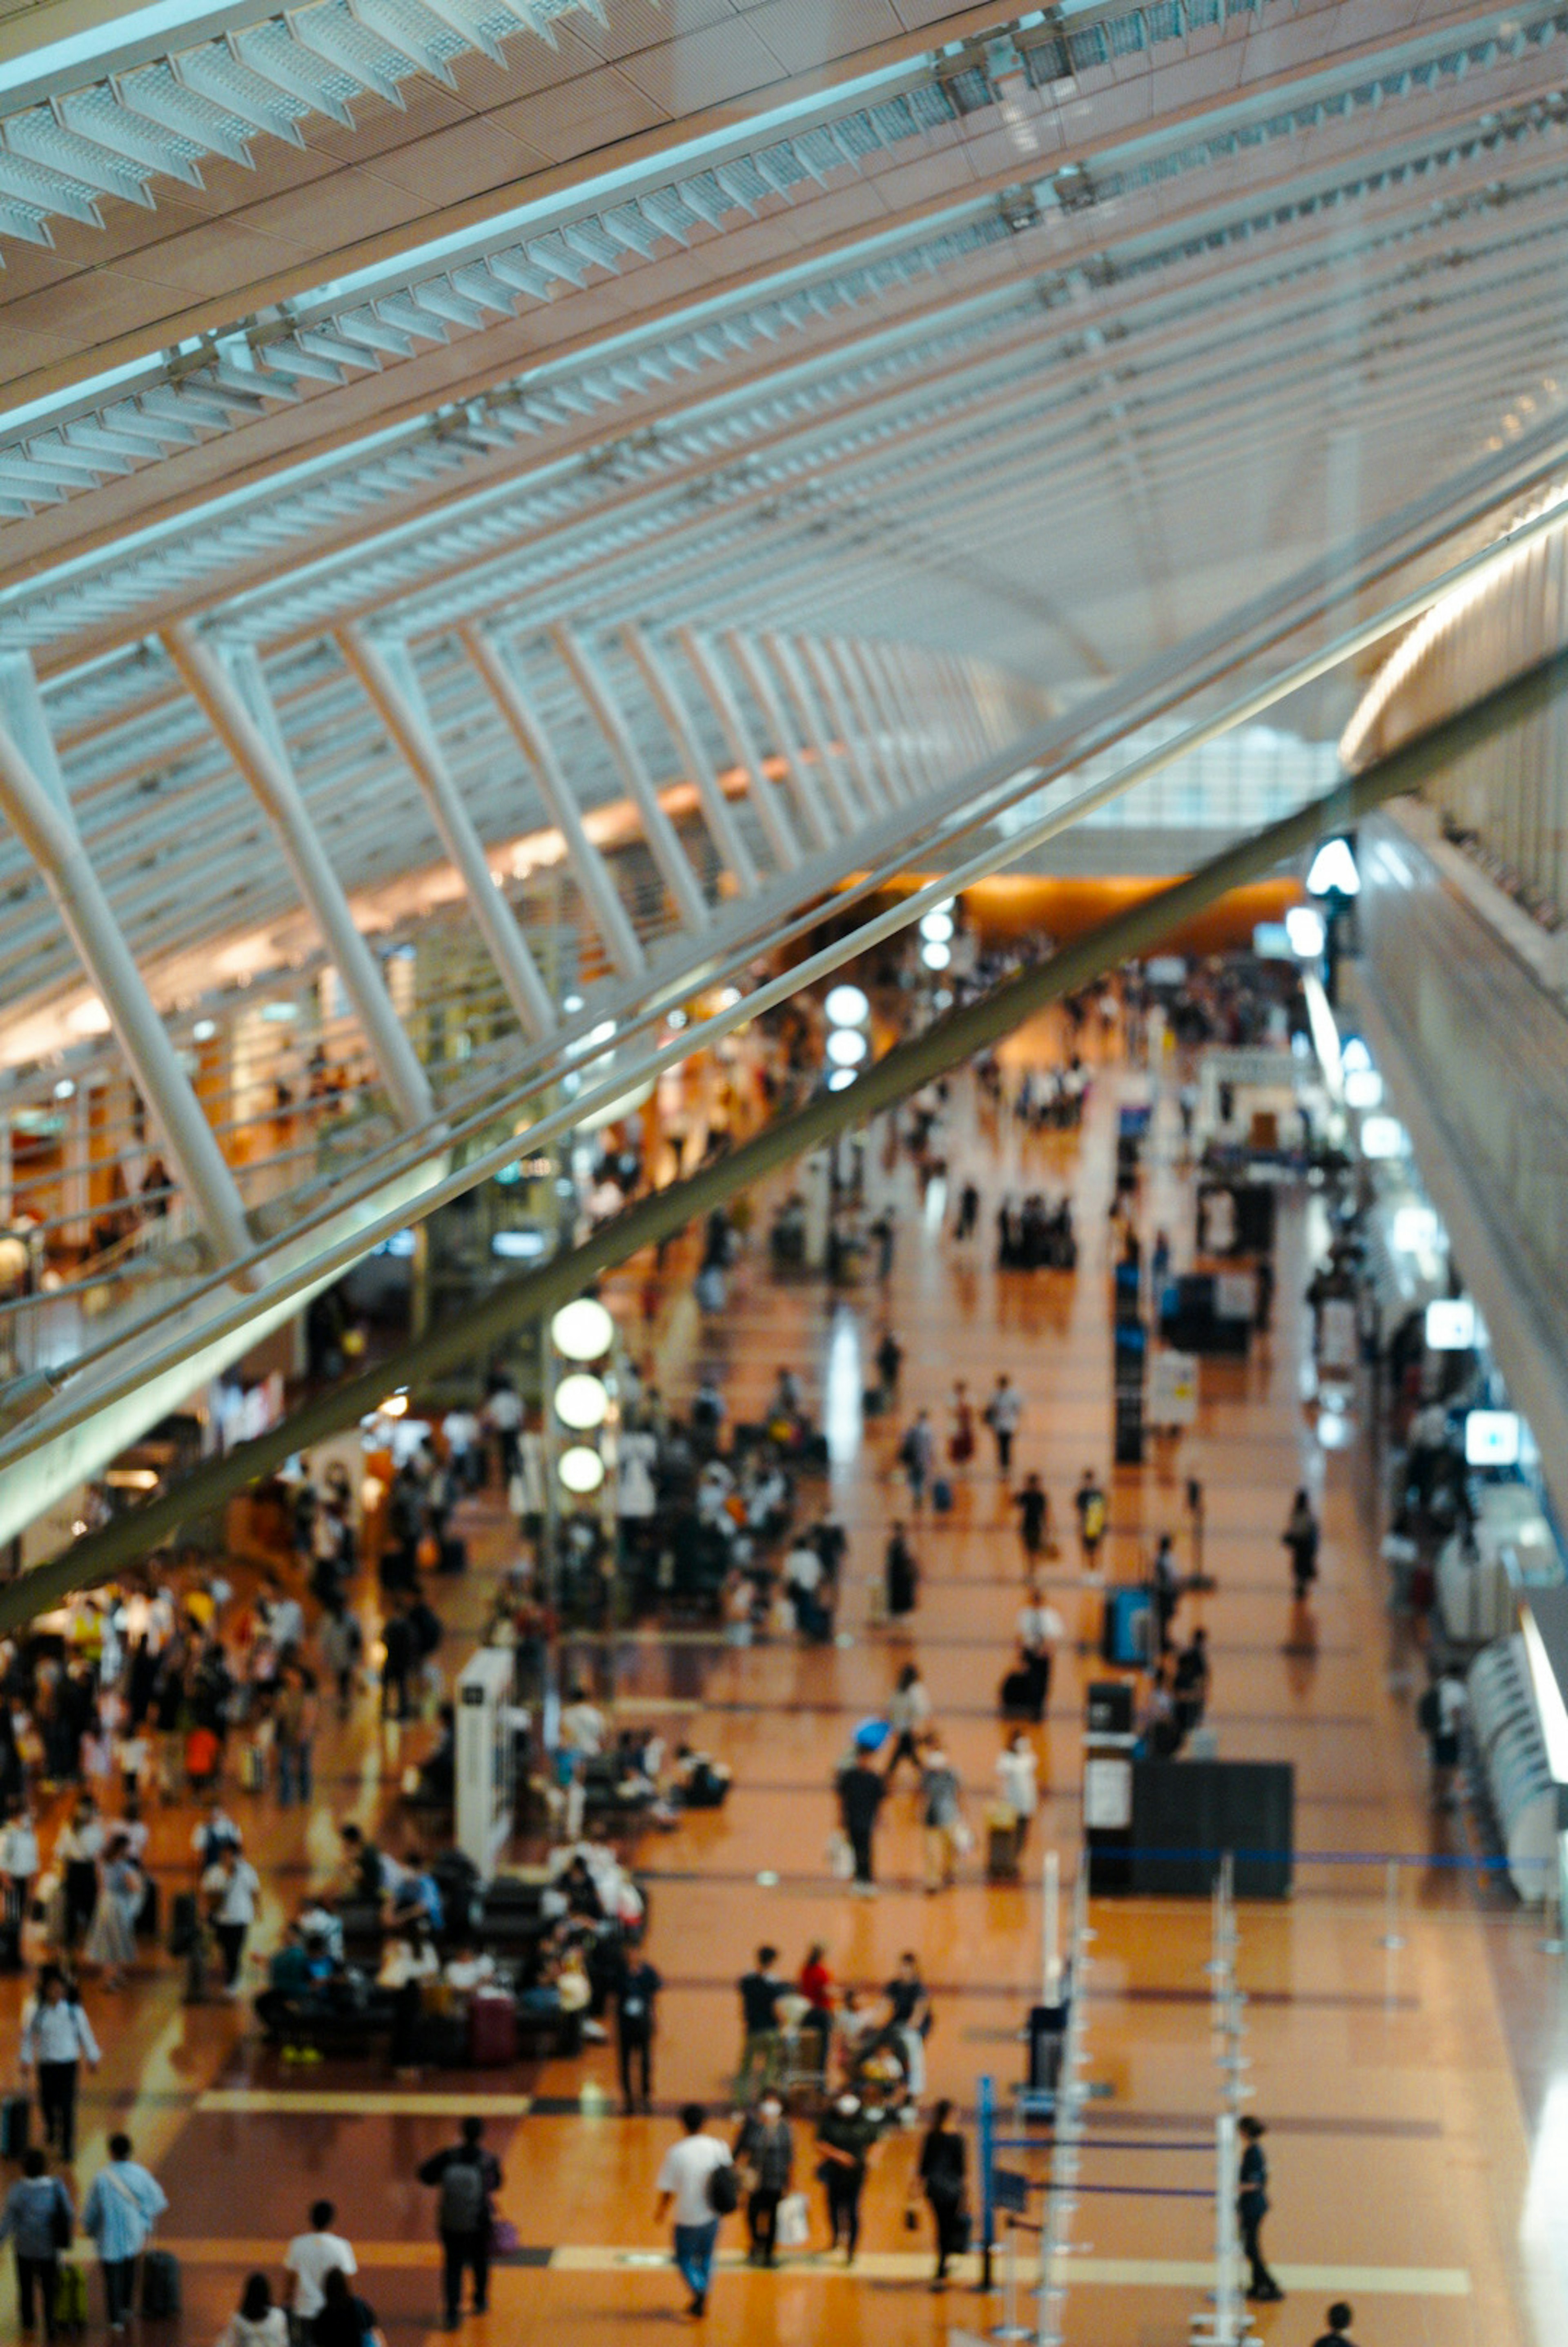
[154,2239,1470,2298]
[196,2090,534,2117]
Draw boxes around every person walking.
[835,1749,886,1896]
[983,1375,1022,1481]
[884,1952,932,2102]
[1017,1584,1065,1719]
[81,2133,167,2335]
[954,1180,980,1241]
[215,2273,290,2347]
[19,1966,101,2164]
[0,2148,73,2341]
[814,2090,875,2264]
[84,1833,142,1992]
[1013,1472,1050,1566]
[913,2099,969,2290]
[54,1798,104,1954]
[1311,2303,1358,2346]
[884,1664,931,1786]
[884,1524,919,1620]
[1282,1490,1321,1602]
[285,2200,359,2331]
[919,1741,964,1894]
[736,1947,786,2102]
[996,1731,1039,1849]
[654,2103,734,2320]
[1237,2114,1283,2302]
[418,2115,502,2328]
[312,2265,386,2347]
[734,2092,793,2266]
[1150,1532,1181,1656]
[898,1411,934,1511]
[273,1662,319,1807]
[1074,1470,1108,1568]
[1,1801,40,1961]
[1419,1662,1468,1809]
[202,1843,262,1997]
[613,1946,661,2114]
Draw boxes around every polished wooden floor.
[4,1015,1557,2347]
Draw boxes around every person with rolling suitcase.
[418,2116,501,2328]
[82,2133,167,2334]
[0,2146,74,2341]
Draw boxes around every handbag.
[488,2215,520,2256]
[775,2192,809,2249]
[826,1830,854,1881]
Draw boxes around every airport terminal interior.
[7,2,1568,2345]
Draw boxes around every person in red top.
[797,1944,835,2073]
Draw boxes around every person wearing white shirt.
[559,1689,606,1758]
[284,2201,358,2321]
[1,1805,40,1942]
[442,1944,496,1995]
[654,2104,733,2319]
[1017,1586,1065,1714]
[19,1969,101,2162]
[201,1849,261,1995]
[995,1732,1040,1846]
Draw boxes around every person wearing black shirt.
[1014,1475,1049,1564]
[1237,2115,1282,2301]
[1310,2305,1356,2347]
[418,2117,502,2327]
[835,1755,886,1893]
[614,1952,660,2114]
[311,2267,383,2347]
[915,2099,968,2289]
[736,1949,784,2100]
[815,2093,875,2263]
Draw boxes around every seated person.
[670,1744,731,1808]
[849,2026,912,2125]
[442,1937,496,1997]
[387,1850,444,1937]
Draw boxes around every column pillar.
[460,625,646,984]
[337,627,557,1043]
[619,626,758,895]
[549,624,709,931]
[675,628,802,873]
[164,625,435,1135]
[760,633,859,832]
[0,652,255,1278]
[722,631,835,851]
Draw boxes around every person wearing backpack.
[0,2146,74,2340]
[418,2115,501,2328]
[654,2103,734,2319]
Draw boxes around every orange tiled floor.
[2,1017,1556,2347]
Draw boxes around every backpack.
[439,2155,489,2235]
[706,2160,740,2217]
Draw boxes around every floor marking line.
[195,2090,535,2117]
[150,2240,1472,2297]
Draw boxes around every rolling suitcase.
[1100,1586,1152,1668]
[999,1669,1040,1721]
[439,1536,467,1575]
[932,1477,954,1514]
[54,2262,89,2334]
[0,2092,29,2157]
[986,1806,1023,1881]
[468,1989,517,2068]
[140,2250,181,2320]
[168,1891,198,1957]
